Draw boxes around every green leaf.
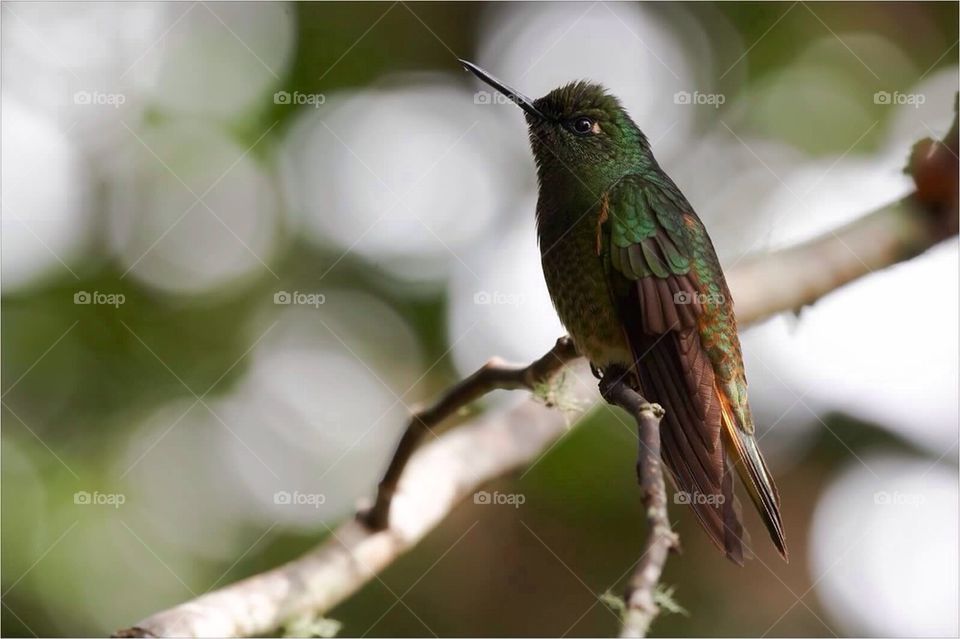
[532,371,582,418]
[600,589,626,614]
[282,615,342,638]
[654,584,689,617]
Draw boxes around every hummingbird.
[460,60,786,564]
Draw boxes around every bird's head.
[461,60,651,193]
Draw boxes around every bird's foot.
[597,364,631,401]
[356,493,391,531]
[357,506,390,532]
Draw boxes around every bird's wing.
[600,173,759,563]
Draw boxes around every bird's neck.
[535,147,656,242]
[534,171,609,250]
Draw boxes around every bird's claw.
[356,500,389,531]
[357,509,385,531]
[597,364,632,401]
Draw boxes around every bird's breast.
[538,210,631,367]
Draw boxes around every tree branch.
[116,103,957,639]
[359,336,579,531]
[598,372,676,639]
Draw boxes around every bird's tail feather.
[717,393,788,561]
[633,330,751,564]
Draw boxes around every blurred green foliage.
[2,2,957,637]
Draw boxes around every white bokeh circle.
[1,96,91,291]
[107,120,281,296]
[279,75,519,287]
[812,456,959,637]
[145,2,295,119]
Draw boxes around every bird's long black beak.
[458,59,546,120]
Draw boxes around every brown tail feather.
[721,454,751,564]
[632,330,749,564]
[718,396,789,560]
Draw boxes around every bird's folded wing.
[601,174,749,563]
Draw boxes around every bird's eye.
[571,116,595,135]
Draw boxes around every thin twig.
[598,371,677,638]
[360,336,579,530]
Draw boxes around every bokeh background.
[2,2,958,636]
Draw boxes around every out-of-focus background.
[2,2,958,636]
